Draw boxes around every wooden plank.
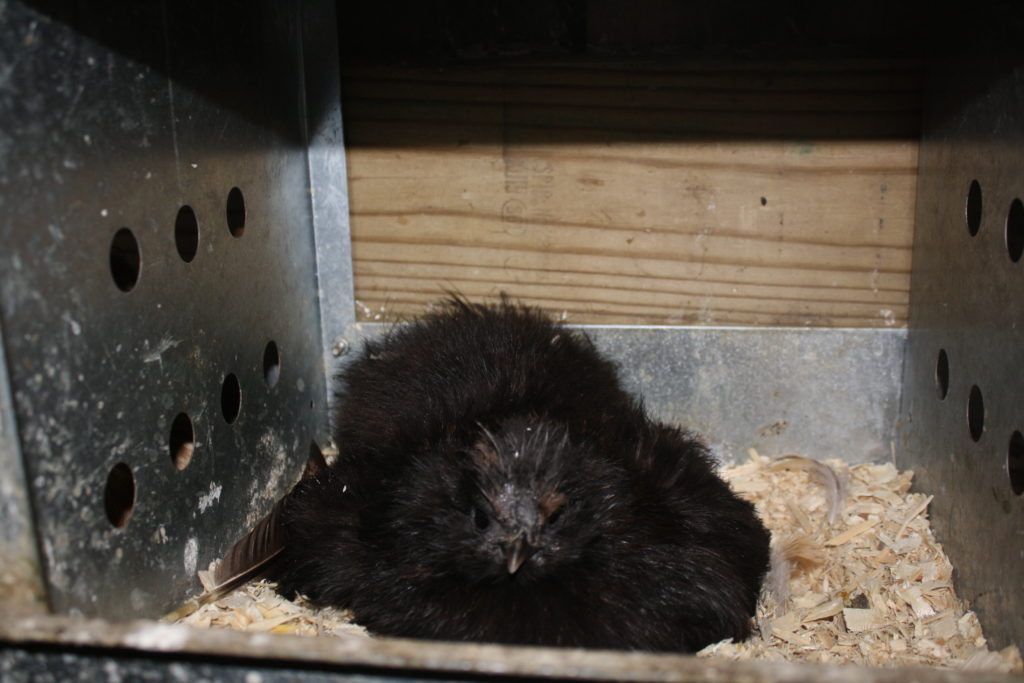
[343,61,920,326]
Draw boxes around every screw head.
[331,338,350,357]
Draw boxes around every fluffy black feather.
[273,298,770,652]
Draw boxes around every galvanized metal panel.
[587,326,905,464]
[345,322,906,465]
[0,0,336,617]
[899,62,1024,649]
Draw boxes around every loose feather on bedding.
[768,455,848,526]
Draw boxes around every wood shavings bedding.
[173,449,1022,674]
[174,579,368,639]
[704,450,1021,673]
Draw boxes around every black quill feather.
[272,298,770,652]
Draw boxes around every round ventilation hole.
[1009,431,1024,496]
[104,462,136,528]
[263,341,280,389]
[221,373,241,424]
[109,228,141,292]
[935,349,949,400]
[967,385,985,442]
[169,412,196,470]
[965,179,982,236]
[175,205,200,263]
[226,187,246,237]
[1006,198,1024,263]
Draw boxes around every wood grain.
[342,60,921,326]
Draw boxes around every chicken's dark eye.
[472,505,490,531]
[546,504,564,526]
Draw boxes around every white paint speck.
[142,336,181,364]
[61,312,81,335]
[168,663,191,682]
[198,482,222,512]
[100,208,108,217]
[183,537,198,576]
[124,623,190,651]
[190,162,198,169]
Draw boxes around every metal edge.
[1,614,1018,683]
[301,0,355,444]
[0,314,47,612]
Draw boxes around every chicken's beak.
[506,535,535,574]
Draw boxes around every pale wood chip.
[896,584,936,619]
[958,612,984,641]
[961,649,1009,671]
[843,608,883,633]
[999,645,1024,671]
[895,494,934,540]
[915,638,949,659]
[771,625,814,648]
[802,597,844,623]
[197,569,215,592]
[245,613,303,633]
[926,611,959,643]
[824,518,880,546]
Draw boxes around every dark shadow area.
[339,59,927,145]
[337,0,1024,64]
[18,0,1024,146]
[335,0,1024,146]
[23,0,308,144]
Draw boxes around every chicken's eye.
[545,504,564,526]
[472,505,490,531]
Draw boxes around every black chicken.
[271,298,770,652]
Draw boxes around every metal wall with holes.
[0,0,350,618]
[898,62,1024,649]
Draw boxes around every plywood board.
[342,61,920,326]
